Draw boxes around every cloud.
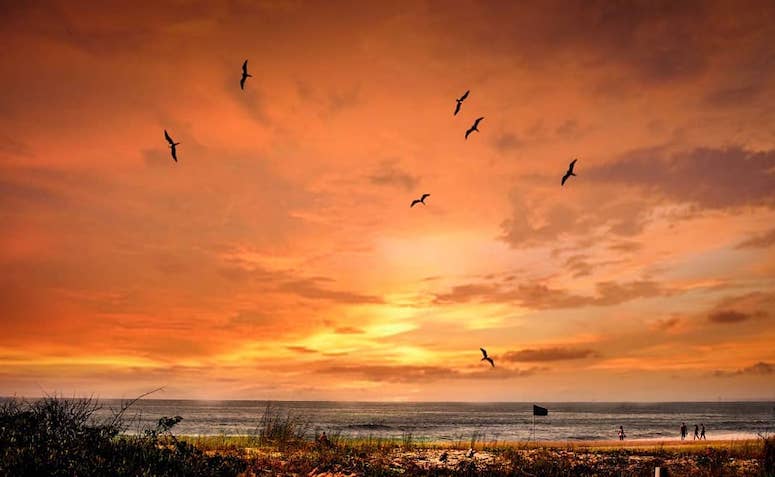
[713,362,774,377]
[704,85,762,108]
[327,87,360,114]
[651,316,681,331]
[707,310,753,324]
[502,146,775,248]
[555,119,579,138]
[608,241,642,253]
[0,134,31,158]
[501,195,650,248]
[502,347,598,362]
[586,146,775,210]
[286,346,317,354]
[368,160,419,191]
[278,278,383,304]
[433,278,667,309]
[564,254,593,278]
[736,229,775,249]
[492,132,523,152]
[334,327,364,334]
[315,363,539,383]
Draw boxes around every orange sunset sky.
[1,1,774,402]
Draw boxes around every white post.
[654,466,662,477]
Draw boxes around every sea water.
[79,400,775,441]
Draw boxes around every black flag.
[533,404,548,416]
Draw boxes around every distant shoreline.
[2,396,774,404]
[181,435,766,447]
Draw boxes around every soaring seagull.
[240,60,252,90]
[454,90,470,116]
[164,130,180,162]
[465,117,484,139]
[480,348,495,367]
[561,158,578,186]
[411,193,430,207]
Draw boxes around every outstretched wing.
[240,76,246,90]
[170,145,178,162]
[568,158,577,173]
[485,357,495,367]
[465,126,474,139]
[480,348,487,358]
[164,130,173,145]
[242,60,248,74]
[561,171,570,185]
[411,199,421,207]
[421,193,430,201]
[454,102,462,115]
[473,117,484,128]
[459,90,469,102]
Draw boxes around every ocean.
[83,400,775,441]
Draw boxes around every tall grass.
[0,395,245,477]
[253,402,309,447]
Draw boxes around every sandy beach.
[189,436,771,476]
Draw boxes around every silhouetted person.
[693,424,699,440]
[618,425,625,441]
[700,423,706,440]
[680,422,687,440]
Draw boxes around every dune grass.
[1,395,773,476]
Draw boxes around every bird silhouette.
[465,117,484,139]
[240,60,252,90]
[164,130,180,162]
[454,90,470,116]
[561,158,578,186]
[480,348,494,367]
[411,193,430,207]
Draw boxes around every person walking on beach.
[618,425,625,441]
[700,424,706,440]
[680,422,687,440]
[693,424,700,440]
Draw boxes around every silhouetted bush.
[763,436,775,477]
[0,396,245,477]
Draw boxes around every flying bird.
[240,60,252,90]
[164,130,180,162]
[561,158,578,186]
[411,193,430,207]
[465,117,484,139]
[480,348,494,367]
[453,90,470,116]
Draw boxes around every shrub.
[763,436,775,477]
[0,396,245,477]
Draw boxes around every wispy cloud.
[502,347,598,362]
[713,362,774,377]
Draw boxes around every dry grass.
[179,435,772,476]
